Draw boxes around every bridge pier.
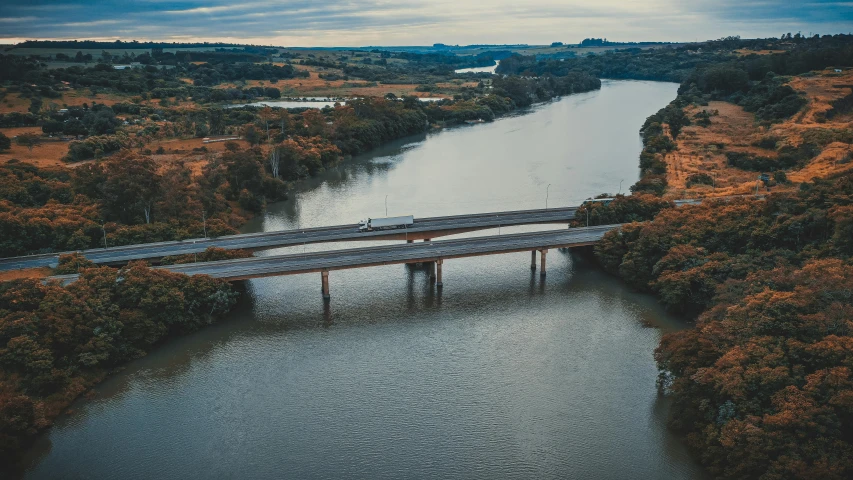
[407,239,413,243]
[428,261,436,282]
[531,250,537,271]
[321,270,330,300]
[436,259,443,288]
[539,249,548,277]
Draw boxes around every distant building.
[113,65,129,70]
[835,69,843,73]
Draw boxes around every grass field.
[663,69,853,198]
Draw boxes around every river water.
[455,60,500,74]
[22,80,707,479]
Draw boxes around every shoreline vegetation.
[1,34,852,478]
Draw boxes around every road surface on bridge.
[0,207,579,271]
[49,224,618,284]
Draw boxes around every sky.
[0,0,851,46]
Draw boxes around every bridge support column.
[407,239,413,243]
[539,249,548,277]
[321,271,330,300]
[436,259,443,288]
[531,250,537,271]
[428,261,436,282]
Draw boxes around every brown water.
[22,80,707,480]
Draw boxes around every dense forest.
[588,175,853,479]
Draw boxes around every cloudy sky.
[0,0,851,46]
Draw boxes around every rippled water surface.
[23,80,707,480]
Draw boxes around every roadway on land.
[49,224,617,284]
[0,207,579,271]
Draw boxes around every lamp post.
[385,194,388,217]
[619,179,624,195]
[546,184,551,209]
[101,223,108,249]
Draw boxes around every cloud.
[0,0,849,45]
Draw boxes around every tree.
[209,108,225,135]
[264,87,280,99]
[28,98,42,115]
[223,150,264,196]
[698,65,749,95]
[15,133,41,151]
[42,120,64,135]
[0,132,10,151]
[267,145,281,179]
[277,109,291,138]
[101,153,162,224]
[243,124,261,145]
[258,106,274,142]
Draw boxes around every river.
[21,80,707,479]
[455,60,500,74]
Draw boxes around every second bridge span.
[49,224,619,299]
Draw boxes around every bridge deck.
[48,224,618,284]
[1,206,578,272]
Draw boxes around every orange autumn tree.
[269,136,341,180]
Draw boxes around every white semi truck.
[358,215,414,232]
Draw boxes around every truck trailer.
[358,215,414,232]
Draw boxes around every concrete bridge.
[48,224,619,299]
[1,206,581,272]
